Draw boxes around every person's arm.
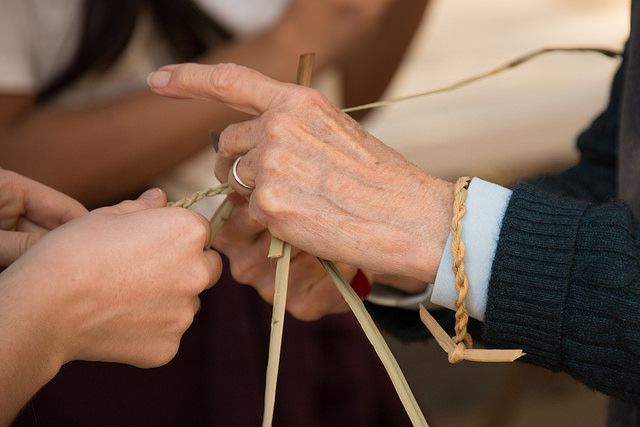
[0,171,222,425]
[148,62,640,403]
[0,0,402,208]
[369,55,627,335]
[484,184,640,404]
[340,0,430,121]
[0,271,63,427]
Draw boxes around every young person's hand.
[1,187,221,369]
[0,169,87,266]
[0,182,222,424]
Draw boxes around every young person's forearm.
[0,271,62,426]
[0,31,314,206]
[341,0,429,121]
[0,15,378,207]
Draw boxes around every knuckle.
[217,125,239,159]
[229,258,260,285]
[177,311,195,332]
[299,87,328,107]
[214,167,228,184]
[262,112,292,141]
[172,63,199,89]
[134,341,180,369]
[208,250,223,274]
[247,191,271,226]
[228,260,246,284]
[115,200,137,212]
[177,210,209,246]
[208,63,240,95]
[260,146,284,176]
[151,342,181,368]
[187,264,211,292]
[289,302,323,322]
[252,186,282,218]
[256,286,274,305]
[217,136,232,159]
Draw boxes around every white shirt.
[0,0,289,95]
[0,0,289,213]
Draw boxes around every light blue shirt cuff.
[430,178,512,321]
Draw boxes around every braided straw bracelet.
[419,177,524,363]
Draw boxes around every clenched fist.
[0,177,222,424]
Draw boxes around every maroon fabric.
[13,261,409,426]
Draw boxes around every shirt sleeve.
[430,178,512,321]
[0,0,37,92]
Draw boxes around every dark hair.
[38,0,232,102]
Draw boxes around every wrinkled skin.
[149,62,453,319]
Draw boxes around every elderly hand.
[0,169,87,266]
[148,63,453,284]
[214,194,353,321]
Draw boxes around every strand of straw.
[167,45,621,426]
[320,259,429,426]
[262,52,316,427]
[341,47,621,113]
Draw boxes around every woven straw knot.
[448,343,466,364]
[168,183,233,208]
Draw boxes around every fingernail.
[147,71,172,88]
[209,130,220,152]
[140,188,163,200]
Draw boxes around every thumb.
[0,230,42,267]
[112,188,168,214]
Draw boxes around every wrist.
[403,176,454,284]
[373,274,429,294]
[0,267,65,383]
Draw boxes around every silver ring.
[232,156,254,190]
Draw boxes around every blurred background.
[369,0,628,426]
[1,0,630,425]
[358,0,628,184]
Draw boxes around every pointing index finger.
[147,63,286,116]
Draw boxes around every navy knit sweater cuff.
[483,183,588,371]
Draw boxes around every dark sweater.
[371,7,640,426]
[484,55,640,406]
[482,1,640,420]
[484,5,640,417]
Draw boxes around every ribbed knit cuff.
[483,183,588,371]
